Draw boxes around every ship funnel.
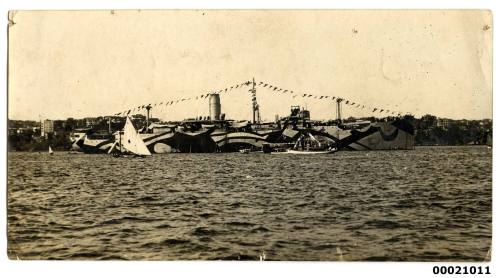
[209,93,221,121]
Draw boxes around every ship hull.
[74,136,114,154]
[72,119,414,153]
[314,121,415,151]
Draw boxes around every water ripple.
[7,146,492,261]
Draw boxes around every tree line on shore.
[413,115,491,146]
[8,132,72,152]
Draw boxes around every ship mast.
[250,78,260,124]
[108,116,112,134]
[336,98,342,124]
[145,104,152,133]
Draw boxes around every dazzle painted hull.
[73,136,114,154]
[314,121,415,151]
[73,120,414,153]
[144,130,280,153]
[211,131,269,152]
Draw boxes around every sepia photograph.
[6,9,492,264]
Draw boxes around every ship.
[70,82,415,154]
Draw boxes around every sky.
[8,10,492,121]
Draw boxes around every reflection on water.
[7,146,492,261]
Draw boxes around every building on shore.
[41,119,54,138]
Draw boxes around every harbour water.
[7,146,492,261]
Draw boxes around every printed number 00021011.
[433,266,491,275]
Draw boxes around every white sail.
[121,117,152,156]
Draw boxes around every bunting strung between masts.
[111,79,410,117]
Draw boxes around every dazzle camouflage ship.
[71,80,415,154]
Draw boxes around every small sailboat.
[48,146,54,155]
[109,116,152,157]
